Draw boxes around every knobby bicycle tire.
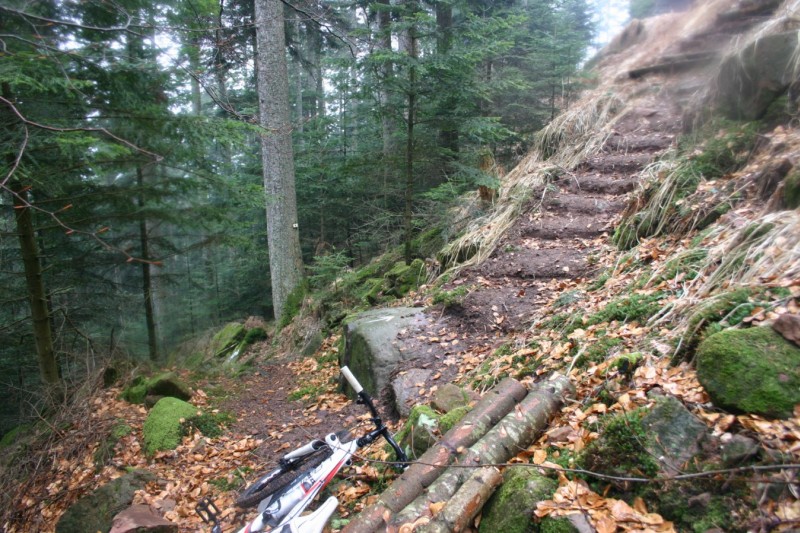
[235,447,333,509]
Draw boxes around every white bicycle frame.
[197,366,407,533]
[234,433,360,533]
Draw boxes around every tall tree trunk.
[435,0,458,182]
[402,3,418,265]
[137,165,159,360]
[12,183,59,385]
[254,0,305,321]
[375,0,394,206]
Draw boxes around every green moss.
[287,384,324,401]
[439,405,471,433]
[394,405,440,458]
[431,286,468,307]
[674,288,757,364]
[697,327,800,419]
[384,259,426,297]
[121,376,149,404]
[644,470,752,533]
[579,410,659,486]
[539,517,578,533]
[611,352,643,379]
[182,412,234,439]
[278,282,307,331]
[142,397,199,455]
[359,278,385,305]
[784,169,800,209]
[410,227,445,258]
[574,336,623,368]
[480,469,558,533]
[209,322,247,358]
[243,327,268,345]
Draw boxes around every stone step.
[604,132,674,153]
[520,214,610,240]
[484,247,590,280]
[544,192,626,215]
[580,153,654,174]
[558,173,638,195]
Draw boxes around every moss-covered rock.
[121,372,192,405]
[479,468,558,533]
[579,409,659,486]
[142,397,200,455]
[395,404,441,458]
[56,469,155,533]
[209,322,246,358]
[383,259,426,298]
[697,327,800,419]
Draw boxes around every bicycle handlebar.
[340,366,364,394]
[340,366,409,467]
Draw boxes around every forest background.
[0,0,631,437]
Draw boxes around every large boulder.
[142,397,200,455]
[209,322,247,359]
[56,470,155,533]
[479,468,558,533]
[715,31,800,120]
[340,307,429,395]
[697,326,800,419]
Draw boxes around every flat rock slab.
[341,307,430,396]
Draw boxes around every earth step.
[559,174,638,195]
[520,214,609,240]
[604,132,674,153]
[545,192,626,215]
[484,248,590,279]
[580,153,653,174]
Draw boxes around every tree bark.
[137,164,159,361]
[402,0,418,265]
[388,375,574,531]
[254,0,305,320]
[416,466,503,533]
[342,378,527,533]
[12,183,60,385]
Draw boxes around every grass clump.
[587,292,665,326]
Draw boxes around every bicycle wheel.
[235,447,333,509]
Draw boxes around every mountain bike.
[196,366,409,533]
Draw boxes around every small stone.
[773,313,800,346]
[721,434,760,466]
[431,384,475,413]
[109,504,178,533]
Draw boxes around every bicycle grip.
[340,366,364,394]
